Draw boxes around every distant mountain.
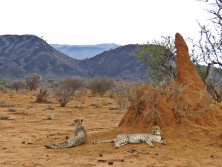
[0,35,149,81]
[50,43,120,60]
[81,44,149,81]
[0,35,84,79]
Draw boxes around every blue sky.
[0,0,210,45]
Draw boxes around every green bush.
[89,77,115,97]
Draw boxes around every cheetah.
[93,126,166,149]
[45,119,87,149]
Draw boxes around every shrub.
[36,86,52,103]
[89,77,115,96]
[59,77,84,95]
[55,83,73,107]
[111,81,140,109]
[0,99,6,106]
[0,80,8,91]
[47,79,59,88]
[54,77,85,107]
[9,80,25,92]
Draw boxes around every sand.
[0,90,222,167]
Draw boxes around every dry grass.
[111,81,140,110]
[45,113,54,120]
[73,104,86,109]
[8,107,17,112]
[45,105,55,110]
[165,84,212,123]
[121,82,214,126]
[0,114,10,120]
[89,102,100,108]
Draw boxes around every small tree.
[89,77,115,96]
[136,36,177,85]
[188,0,222,102]
[25,73,42,91]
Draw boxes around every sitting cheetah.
[45,119,87,149]
[93,126,166,149]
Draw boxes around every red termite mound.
[119,33,222,129]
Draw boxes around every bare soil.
[0,91,222,167]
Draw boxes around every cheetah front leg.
[160,139,166,145]
[155,137,166,145]
[145,140,154,148]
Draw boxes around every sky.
[0,0,210,45]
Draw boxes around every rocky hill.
[51,43,120,60]
[81,44,149,81]
[0,35,148,80]
[0,35,84,79]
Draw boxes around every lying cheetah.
[45,119,87,149]
[93,126,166,149]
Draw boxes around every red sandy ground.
[0,91,222,167]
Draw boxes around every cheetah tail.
[45,145,54,149]
[93,139,114,145]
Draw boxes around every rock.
[108,161,114,165]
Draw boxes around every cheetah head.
[151,126,161,136]
[74,119,83,127]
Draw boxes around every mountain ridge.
[0,35,84,79]
[0,35,148,80]
[81,44,149,80]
